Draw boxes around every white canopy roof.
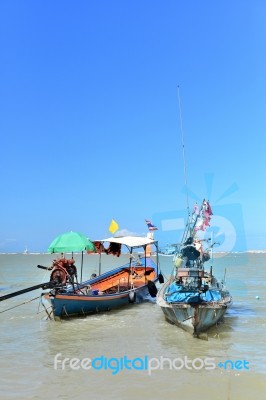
[101,236,157,248]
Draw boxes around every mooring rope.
[0,296,40,314]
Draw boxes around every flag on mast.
[109,219,119,234]
[194,200,213,232]
[145,219,158,231]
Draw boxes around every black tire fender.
[147,280,158,297]
[128,291,136,303]
[158,273,164,284]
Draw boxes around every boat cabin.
[176,267,209,290]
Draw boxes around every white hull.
[157,281,227,337]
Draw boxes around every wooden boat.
[157,199,232,338]
[44,236,163,319]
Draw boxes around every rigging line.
[177,86,190,219]
[0,296,40,314]
[36,305,53,315]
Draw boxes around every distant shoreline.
[1,250,266,255]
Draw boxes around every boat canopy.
[100,236,157,248]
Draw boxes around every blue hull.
[51,292,130,317]
[50,282,156,318]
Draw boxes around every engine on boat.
[49,257,77,285]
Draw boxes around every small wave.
[0,286,11,291]
[227,305,256,317]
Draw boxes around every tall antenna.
[177,86,190,219]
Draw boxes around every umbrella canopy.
[48,231,95,253]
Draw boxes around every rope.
[36,305,53,315]
[0,296,40,314]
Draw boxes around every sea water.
[0,253,266,400]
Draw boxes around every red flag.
[206,201,213,216]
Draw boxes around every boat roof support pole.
[98,251,102,276]
[129,247,133,270]
[154,242,158,276]
[80,251,84,282]
[144,245,147,283]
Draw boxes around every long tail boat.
[44,235,163,319]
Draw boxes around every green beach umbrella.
[48,231,95,253]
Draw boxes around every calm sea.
[0,252,266,400]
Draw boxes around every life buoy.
[158,273,164,284]
[147,280,158,297]
[128,291,136,303]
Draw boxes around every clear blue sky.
[0,0,265,252]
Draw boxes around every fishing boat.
[159,243,178,256]
[43,236,163,319]
[156,88,232,338]
[157,199,232,338]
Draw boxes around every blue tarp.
[165,282,222,304]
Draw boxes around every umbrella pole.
[80,251,84,282]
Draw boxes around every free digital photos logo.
[54,354,250,375]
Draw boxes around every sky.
[0,0,266,252]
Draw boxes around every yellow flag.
[109,219,119,234]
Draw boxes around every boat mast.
[177,86,191,243]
